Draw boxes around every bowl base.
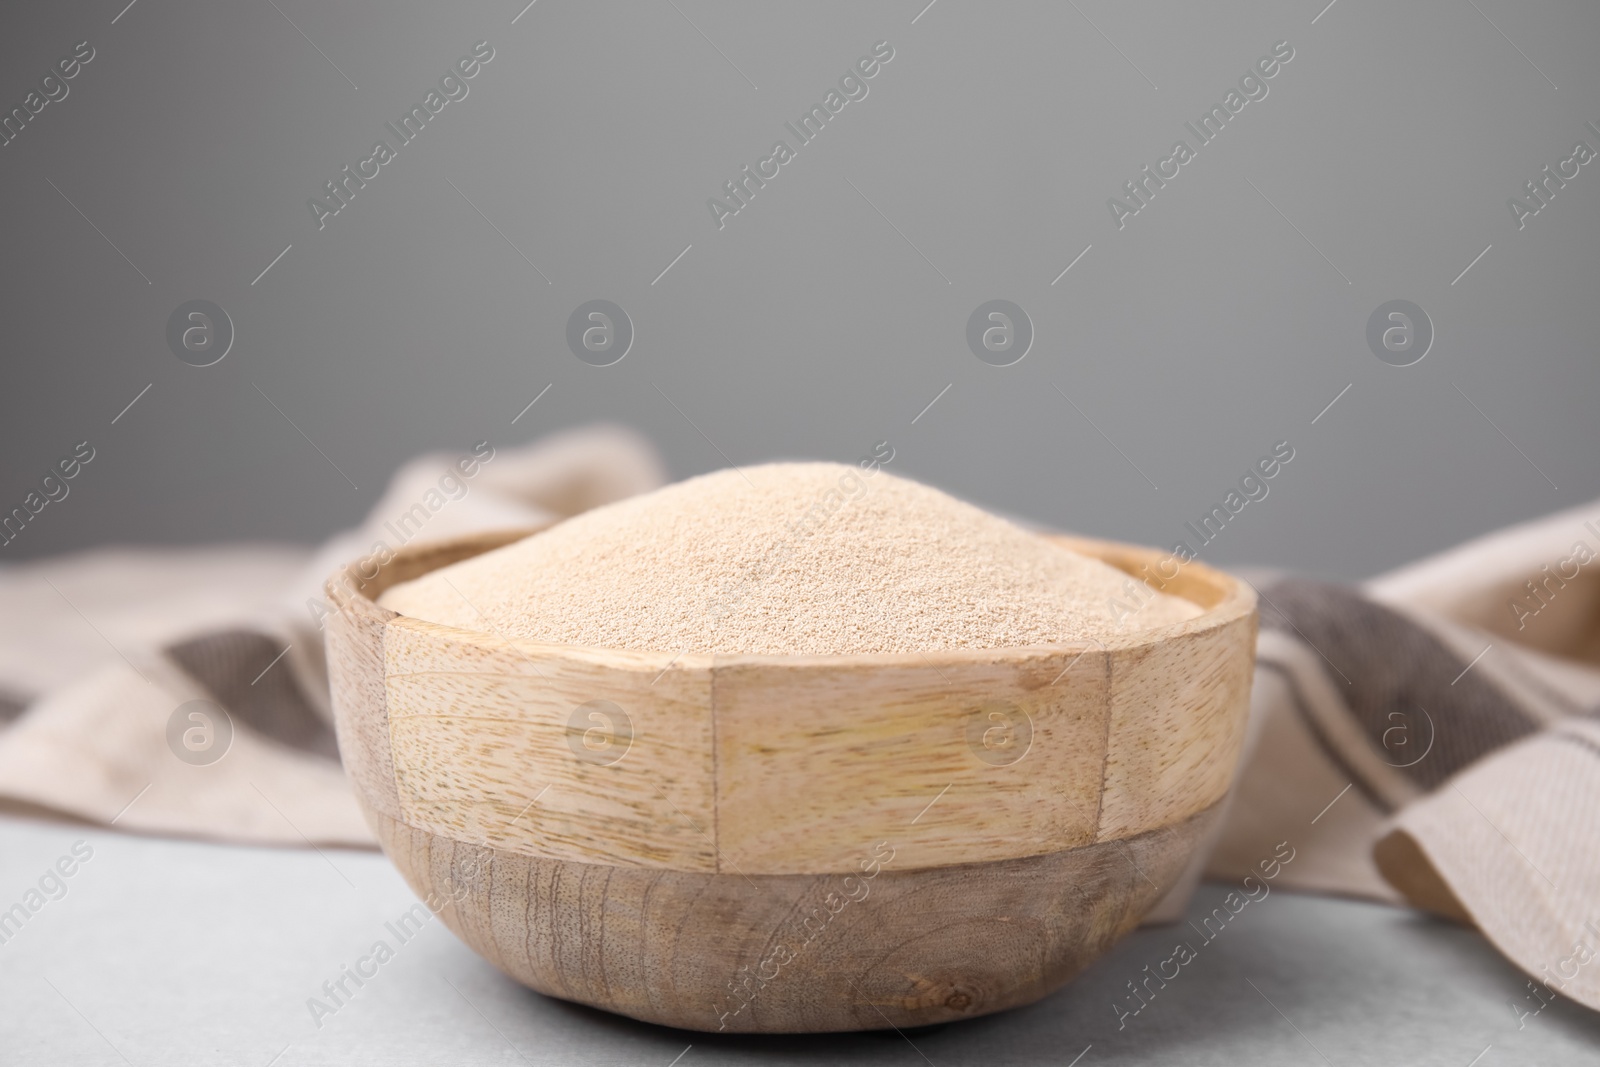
[361,797,1219,1034]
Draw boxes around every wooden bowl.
[325,528,1256,1033]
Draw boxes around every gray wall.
[2,0,1597,580]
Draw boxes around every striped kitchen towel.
[1205,499,1600,1013]
[0,424,665,847]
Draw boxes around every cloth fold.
[0,424,665,846]
[1205,498,1600,1013]
[1,428,1596,1012]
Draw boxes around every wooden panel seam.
[1091,645,1114,843]
[380,614,409,837]
[710,652,722,876]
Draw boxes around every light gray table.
[1,812,1595,1066]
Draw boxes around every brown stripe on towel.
[164,630,338,760]
[1255,658,1394,813]
[1257,580,1539,789]
[0,689,31,726]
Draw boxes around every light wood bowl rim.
[328,524,1256,667]
[326,521,1259,877]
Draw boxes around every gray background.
[2,0,1597,578]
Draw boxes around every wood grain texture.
[712,648,1110,873]
[324,530,535,821]
[327,527,1256,1032]
[1049,535,1259,841]
[326,569,403,819]
[363,794,1220,1033]
[1096,615,1257,840]
[328,531,1255,871]
[384,615,717,870]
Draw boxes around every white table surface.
[1,812,1596,1066]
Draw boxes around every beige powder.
[378,462,1201,655]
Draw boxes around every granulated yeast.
[379,462,1201,655]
